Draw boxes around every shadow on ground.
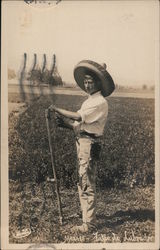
[97,208,155,230]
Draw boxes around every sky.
[3,0,159,87]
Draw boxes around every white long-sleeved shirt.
[75,91,108,137]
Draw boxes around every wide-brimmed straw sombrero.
[73,60,115,97]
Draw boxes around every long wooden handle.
[45,110,63,225]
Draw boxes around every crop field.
[9,94,155,243]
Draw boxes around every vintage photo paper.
[1,0,160,249]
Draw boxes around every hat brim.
[73,60,115,97]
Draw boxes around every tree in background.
[142,84,147,90]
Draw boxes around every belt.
[79,131,101,139]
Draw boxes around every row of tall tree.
[21,53,63,86]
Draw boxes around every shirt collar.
[88,91,101,98]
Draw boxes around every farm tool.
[45,109,63,225]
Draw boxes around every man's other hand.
[55,113,74,130]
[55,113,66,127]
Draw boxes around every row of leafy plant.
[9,95,155,189]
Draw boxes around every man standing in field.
[47,60,115,233]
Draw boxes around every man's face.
[84,75,100,95]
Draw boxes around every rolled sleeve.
[77,109,85,123]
